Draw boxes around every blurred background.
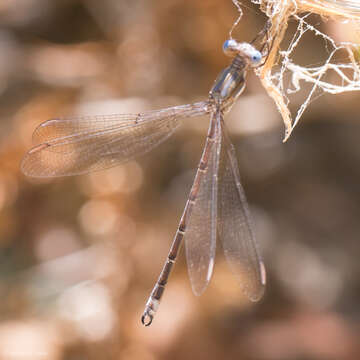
[0,0,359,359]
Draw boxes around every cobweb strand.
[250,0,360,141]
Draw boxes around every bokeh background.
[0,0,359,359]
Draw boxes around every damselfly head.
[223,40,262,66]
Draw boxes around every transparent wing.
[184,112,221,296]
[218,122,266,301]
[21,101,209,177]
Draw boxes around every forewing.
[184,113,221,296]
[21,102,209,177]
[218,123,266,301]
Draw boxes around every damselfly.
[21,38,267,326]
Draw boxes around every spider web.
[233,0,360,141]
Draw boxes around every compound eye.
[223,39,238,56]
[250,50,262,65]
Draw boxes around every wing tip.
[32,118,61,143]
[238,261,267,302]
[189,272,211,297]
[247,287,265,302]
[249,261,267,302]
[20,157,39,178]
[20,143,53,178]
[191,284,208,297]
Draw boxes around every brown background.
[0,0,359,359]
